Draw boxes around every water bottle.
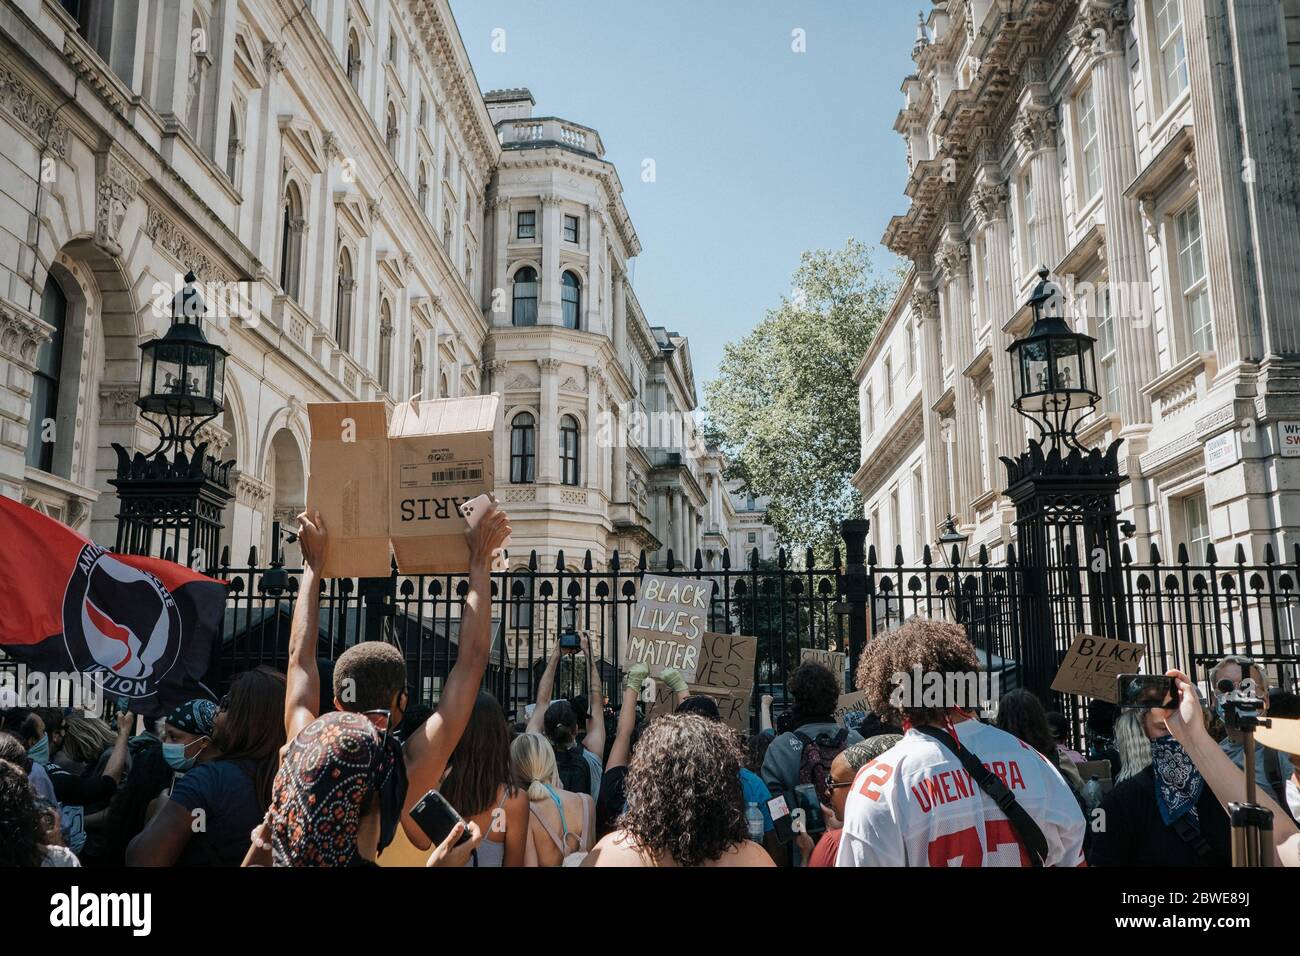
[1082,775,1103,813]
[746,802,765,842]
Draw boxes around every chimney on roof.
[484,88,535,125]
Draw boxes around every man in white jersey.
[837,619,1086,867]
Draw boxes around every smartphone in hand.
[459,493,509,570]
[409,789,471,847]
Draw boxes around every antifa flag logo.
[61,545,183,700]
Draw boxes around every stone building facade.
[0,1,768,573]
[854,0,1300,567]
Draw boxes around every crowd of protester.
[3,504,1299,868]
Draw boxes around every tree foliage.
[704,239,896,559]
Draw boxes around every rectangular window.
[516,210,536,240]
[1094,286,1119,414]
[883,355,893,410]
[1183,491,1211,559]
[1022,169,1038,269]
[1078,84,1102,201]
[1175,199,1213,353]
[864,384,874,438]
[563,214,579,243]
[912,464,926,560]
[1153,0,1189,107]
[907,321,918,379]
[747,531,757,543]
[889,488,900,556]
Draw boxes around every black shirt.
[596,765,629,834]
[380,736,410,851]
[1088,766,1230,867]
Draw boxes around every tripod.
[1223,699,1273,867]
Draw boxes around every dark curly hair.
[0,758,46,867]
[618,713,748,867]
[786,663,841,725]
[855,617,980,725]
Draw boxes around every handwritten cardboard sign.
[644,632,756,731]
[626,574,708,683]
[1050,633,1145,703]
[833,690,870,727]
[800,647,847,678]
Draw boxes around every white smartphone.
[459,493,509,570]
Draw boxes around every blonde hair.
[1114,710,1152,782]
[510,731,559,802]
[60,715,117,765]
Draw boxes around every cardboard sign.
[643,632,757,731]
[306,395,498,577]
[800,647,847,678]
[833,690,870,726]
[1050,633,1145,703]
[626,574,708,683]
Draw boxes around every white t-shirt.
[837,719,1086,867]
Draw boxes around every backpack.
[795,727,849,806]
[553,744,592,795]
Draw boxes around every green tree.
[704,239,896,559]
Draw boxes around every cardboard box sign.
[625,573,709,683]
[801,647,847,678]
[833,690,870,727]
[1049,633,1146,703]
[643,633,757,732]
[306,395,498,578]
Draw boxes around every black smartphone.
[409,789,470,847]
[767,794,796,845]
[558,631,581,654]
[1117,674,1179,709]
[794,784,826,836]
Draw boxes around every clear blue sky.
[449,0,920,395]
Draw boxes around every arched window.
[411,338,424,396]
[510,412,536,484]
[560,415,580,486]
[385,102,399,159]
[346,30,362,92]
[378,301,393,392]
[512,267,538,326]
[442,208,453,251]
[225,104,243,186]
[26,274,68,473]
[417,164,429,214]
[561,271,581,330]
[334,247,354,350]
[280,183,304,300]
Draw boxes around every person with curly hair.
[838,617,1085,867]
[583,713,774,867]
[0,758,78,867]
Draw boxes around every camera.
[1116,674,1179,710]
[1215,671,1266,732]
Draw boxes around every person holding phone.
[282,503,512,859]
[1088,680,1229,867]
[526,632,606,798]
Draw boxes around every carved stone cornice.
[0,303,53,368]
[0,66,69,157]
[1070,0,1129,58]
[94,148,141,257]
[144,202,225,280]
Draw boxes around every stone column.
[1012,99,1067,272]
[538,357,561,482]
[913,286,947,537]
[937,237,982,511]
[540,194,563,325]
[586,209,602,334]
[612,410,628,502]
[585,368,600,492]
[612,271,627,360]
[491,196,510,327]
[1071,2,1157,428]
[971,178,1022,474]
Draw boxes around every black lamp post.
[110,272,233,567]
[937,513,971,623]
[1000,266,1128,704]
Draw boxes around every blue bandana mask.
[1151,734,1203,827]
[27,734,50,764]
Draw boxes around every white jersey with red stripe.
[836,718,1086,867]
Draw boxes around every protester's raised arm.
[404,508,511,807]
[526,637,563,734]
[581,633,606,761]
[1161,669,1300,867]
[103,711,133,784]
[606,665,648,771]
[284,510,326,741]
[662,667,687,709]
[760,694,774,734]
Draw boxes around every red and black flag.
[0,496,226,717]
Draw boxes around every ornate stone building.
[0,1,764,572]
[854,0,1300,565]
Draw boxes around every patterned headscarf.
[1151,734,1204,827]
[268,711,396,867]
[165,699,217,738]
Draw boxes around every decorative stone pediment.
[0,303,53,367]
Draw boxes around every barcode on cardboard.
[400,461,486,487]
